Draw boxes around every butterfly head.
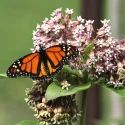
[39,47,45,55]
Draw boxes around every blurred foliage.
[1,0,125,125]
[0,0,80,125]
[120,1,125,37]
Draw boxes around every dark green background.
[1,0,125,125]
[0,0,80,125]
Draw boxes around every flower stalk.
[80,90,88,125]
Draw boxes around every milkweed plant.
[2,8,125,125]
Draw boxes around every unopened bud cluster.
[25,81,80,125]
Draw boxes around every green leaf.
[15,121,41,125]
[59,65,83,78]
[98,82,125,97]
[0,73,8,79]
[83,40,95,63]
[61,65,79,76]
[45,80,91,100]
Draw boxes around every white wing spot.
[17,69,20,72]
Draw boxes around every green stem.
[80,89,88,125]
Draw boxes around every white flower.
[50,17,58,22]
[35,45,40,51]
[78,24,85,30]
[107,81,116,85]
[32,36,37,41]
[90,57,98,64]
[114,82,123,87]
[43,18,49,24]
[55,8,62,13]
[105,49,113,58]
[95,66,104,75]
[51,11,56,16]
[53,24,61,34]
[101,19,110,26]
[61,80,71,90]
[77,16,85,23]
[85,20,94,26]
[32,30,37,36]
[72,24,85,39]
[108,81,123,88]
[56,37,65,44]
[51,8,62,16]
[100,20,111,36]
[36,24,41,29]
[97,39,104,47]
[42,24,51,33]
[30,48,36,53]
[33,40,38,45]
[105,26,111,36]
[74,37,82,46]
[72,28,79,35]
[65,8,73,14]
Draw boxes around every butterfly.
[7,44,79,81]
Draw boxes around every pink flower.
[77,16,85,23]
[32,8,94,51]
[97,19,111,37]
[65,8,73,14]
[85,20,94,39]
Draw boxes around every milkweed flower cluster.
[31,8,94,53]
[31,8,125,87]
[86,20,125,87]
[61,80,71,90]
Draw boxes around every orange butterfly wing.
[6,51,62,81]
[7,53,45,80]
[43,45,78,78]
[7,45,78,81]
[45,45,78,68]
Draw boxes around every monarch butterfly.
[7,44,78,81]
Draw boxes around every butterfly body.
[7,44,78,81]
